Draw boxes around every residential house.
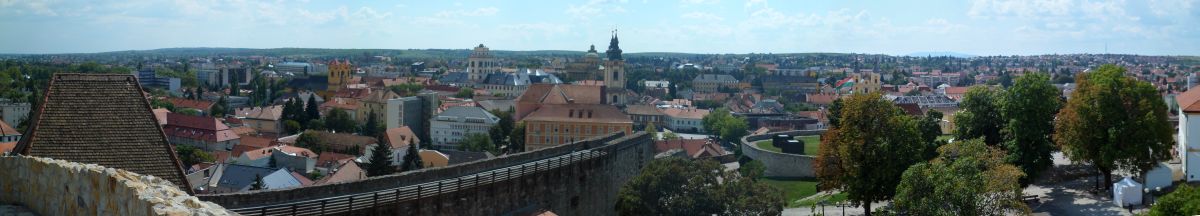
[315,160,366,185]
[661,108,709,133]
[358,88,401,123]
[209,164,303,193]
[430,106,500,149]
[418,150,450,168]
[0,119,20,143]
[231,145,318,173]
[315,152,356,176]
[1175,87,1200,182]
[164,97,215,115]
[359,126,421,166]
[624,105,665,129]
[234,105,283,136]
[163,113,241,151]
[524,104,632,151]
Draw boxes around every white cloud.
[435,7,499,18]
[681,0,720,4]
[565,0,625,20]
[681,12,724,21]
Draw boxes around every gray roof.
[476,99,515,112]
[435,106,501,123]
[216,164,297,191]
[482,69,562,86]
[693,74,738,82]
[438,72,470,84]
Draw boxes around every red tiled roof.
[806,93,839,105]
[290,171,314,186]
[517,84,604,104]
[164,97,214,111]
[1178,86,1200,113]
[163,113,239,142]
[654,138,727,158]
[0,119,19,136]
[15,74,191,193]
[384,126,419,149]
[524,104,631,124]
[661,108,709,119]
[317,152,355,168]
[230,126,258,135]
[234,105,282,121]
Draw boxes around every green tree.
[283,120,302,135]
[365,142,396,177]
[249,174,266,190]
[400,143,424,172]
[324,108,357,133]
[1055,65,1174,189]
[814,93,927,216]
[954,86,1005,146]
[827,98,844,126]
[460,133,497,154]
[509,122,526,153]
[305,94,321,121]
[661,131,681,140]
[918,109,945,160]
[295,132,325,154]
[229,73,240,97]
[644,122,658,140]
[615,157,783,215]
[702,108,749,143]
[1001,72,1061,185]
[175,145,214,168]
[362,110,380,138]
[893,139,1028,215]
[1147,184,1200,216]
[456,87,474,98]
[488,109,514,150]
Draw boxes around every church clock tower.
[603,30,627,106]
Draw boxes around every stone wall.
[740,130,826,178]
[0,156,233,215]
[198,132,656,215]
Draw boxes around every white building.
[661,108,709,133]
[1176,88,1200,182]
[430,106,500,149]
[0,99,30,126]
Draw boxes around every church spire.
[606,29,623,60]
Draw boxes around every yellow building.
[524,104,632,151]
[328,60,353,92]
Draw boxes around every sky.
[0,0,1197,56]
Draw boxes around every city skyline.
[0,0,1197,56]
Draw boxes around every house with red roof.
[163,113,240,151]
[654,138,728,159]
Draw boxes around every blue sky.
[0,0,1196,55]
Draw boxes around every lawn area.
[753,135,821,156]
[796,192,848,207]
[760,177,818,208]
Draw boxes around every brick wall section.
[0,156,233,215]
[197,131,655,215]
[740,130,826,178]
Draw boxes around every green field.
[753,135,821,156]
[760,177,847,208]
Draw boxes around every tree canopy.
[954,86,1005,146]
[365,142,395,177]
[1000,72,1061,184]
[1054,64,1174,189]
[893,139,1028,215]
[814,93,928,215]
[1147,184,1200,216]
[615,157,783,215]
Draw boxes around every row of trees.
[811,65,1177,215]
[615,157,784,215]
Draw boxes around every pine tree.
[305,93,321,121]
[249,174,265,190]
[401,143,424,171]
[363,110,379,138]
[366,141,395,177]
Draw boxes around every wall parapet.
[740,130,826,178]
[0,156,233,216]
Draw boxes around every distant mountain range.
[904,52,977,58]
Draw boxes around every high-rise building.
[467,44,500,83]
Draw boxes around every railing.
[227,150,605,215]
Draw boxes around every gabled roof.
[235,105,282,121]
[164,113,239,142]
[0,119,19,136]
[164,97,215,111]
[524,104,631,124]
[384,126,420,149]
[15,74,191,193]
[1178,86,1200,113]
[516,84,604,105]
[315,161,366,185]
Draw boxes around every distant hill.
[905,51,977,58]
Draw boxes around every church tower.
[603,30,627,105]
[328,59,352,91]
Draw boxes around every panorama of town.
[1,1,1199,216]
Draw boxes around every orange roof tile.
[1178,86,1200,113]
[524,104,631,124]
